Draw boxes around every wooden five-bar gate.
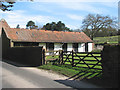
[42,49,102,80]
[43,49,102,70]
[61,50,102,70]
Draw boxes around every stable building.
[0,19,93,53]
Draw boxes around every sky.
[0,0,119,30]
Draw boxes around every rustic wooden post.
[72,50,74,67]
[58,50,61,64]
[61,50,63,65]
[42,49,45,65]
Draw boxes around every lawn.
[93,35,119,44]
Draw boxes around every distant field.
[93,35,119,44]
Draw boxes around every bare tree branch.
[81,14,117,40]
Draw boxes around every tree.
[16,24,20,28]
[81,14,117,40]
[43,21,70,31]
[56,21,65,31]
[0,0,33,11]
[94,28,118,37]
[0,1,15,11]
[26,21,38,29]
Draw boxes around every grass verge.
[38,64,102,80]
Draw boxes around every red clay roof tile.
[0,19,93,43]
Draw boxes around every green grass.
[46,55,59,60]
[39,64,80,77]
[93,35,119,44]
[38,64,102,80]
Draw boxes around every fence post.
[58,50,61,64]
[72,50,74,67]
[42,49,45,65]
[61,50,63,65]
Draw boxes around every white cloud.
[66,24,80,29]
[0,10,57,28]
[66,14,84,21]
[0,10,80,29]
[56,2,109,14]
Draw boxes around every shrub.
[91,49,102,52]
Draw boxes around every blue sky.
[0,0,119,30]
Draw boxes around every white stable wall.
[67,43,72,51]
[88,43,93,52]
[38,42,92,53]
[78,43,85,52]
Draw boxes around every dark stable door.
[85,43,88,52]
[62,43,67,52]
[73,43,78,52]
[48,43,54,55]
[49,43,54,50]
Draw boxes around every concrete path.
[1,60,103,89]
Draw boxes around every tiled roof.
[0,19,93,43]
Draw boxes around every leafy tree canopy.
[26,20,38,29]
[43,21,70,31]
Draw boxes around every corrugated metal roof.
[0,19,93,43]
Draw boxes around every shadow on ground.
[2,59,39,67]
[54,70,105,89]
[54,68,118,89]
[55,79,103,89]
[83,77,119,88]
[55,70,118,89]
